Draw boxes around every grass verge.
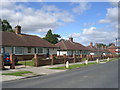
[109,58,118,61]
[2,71,33,76]
[100,58,118,62]
[50,58,119,70]
[49,62,97,70]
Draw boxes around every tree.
[97,43,106,48]
[1,19,14,32]
[43,29,61,44]
[0,19,2,31]
[108,43,115,46]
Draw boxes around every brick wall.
[34,54,83,67]
[15,54,47,61]
[15,54,34,61]
[0,55,4,70]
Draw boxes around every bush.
[82,58,87,61]
[53,56,57,60]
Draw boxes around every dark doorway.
[47,49,49,57]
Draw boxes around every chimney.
[101,45,104,49]
[69,37,73,42]
[15,25,21,34]
[111,43,115,46]
[104,46,107,49]
[95,43,98,48]
[90,42,93,47]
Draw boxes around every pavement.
[0,59,115,82]
[2,60,118,88]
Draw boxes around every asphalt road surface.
[2,60,118,88]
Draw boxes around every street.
[2,60,118,88]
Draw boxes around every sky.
[1,0,119,46]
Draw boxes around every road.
[2,60,118,88]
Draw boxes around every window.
[38,48,43,53]
[34,48,37,53]
[28,48,31,53]
[11,47,14,54]
[0,47,1,54]
[15,47,23,54]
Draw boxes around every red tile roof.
[108,45,117,49]
[55,40,89,50]
[1,31,57,48]
[86,46,98,52]
[87,45,110,53]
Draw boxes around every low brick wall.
[66,57,74,63]
[15,54,47,61]
[39,59,52,66]
[33,54,84,67]
[0,55,4,70]
[3,53,119,68]
[76,58,82,62]
[53,58,64,64]
[15,54,34,61]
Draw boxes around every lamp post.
[116,38,118,55]
[116,38,117,47]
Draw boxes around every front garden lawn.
[18,60,34,66]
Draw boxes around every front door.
[47,49,49,57]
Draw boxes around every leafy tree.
[97,43,106,48]
[1,19,14,32]
[108,43,115,46]
[0,19,2,31]
[43,29,61,44]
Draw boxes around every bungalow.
[87,42,111,55]
[55,37,90,56]
[107,43,120,55]
[115,46,120,55]
[0,25,58,57]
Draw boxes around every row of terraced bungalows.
[0,25,112,60]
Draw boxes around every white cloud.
[69,27,117,46]
[1,2,74,33]
[83,27,96,34]
[69,33,81,38]
[81,27,117,45]
[72,2,91,15]
[99,7,118,24]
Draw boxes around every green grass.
[81,58,87,61]
[18,60,34,66]
[2,71,33,76]
[109,58,118,61]
[50,62,97,70]
[100,58,118,62]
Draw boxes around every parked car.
[3,53,18,66]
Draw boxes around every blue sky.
[1,1,118,46]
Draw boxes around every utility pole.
[116,38,118,46]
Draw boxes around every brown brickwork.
[50,54,54,65]
[10,54,15,69]
[73,54,76,63]
[0,55,5,70]
[34,54,40,67]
